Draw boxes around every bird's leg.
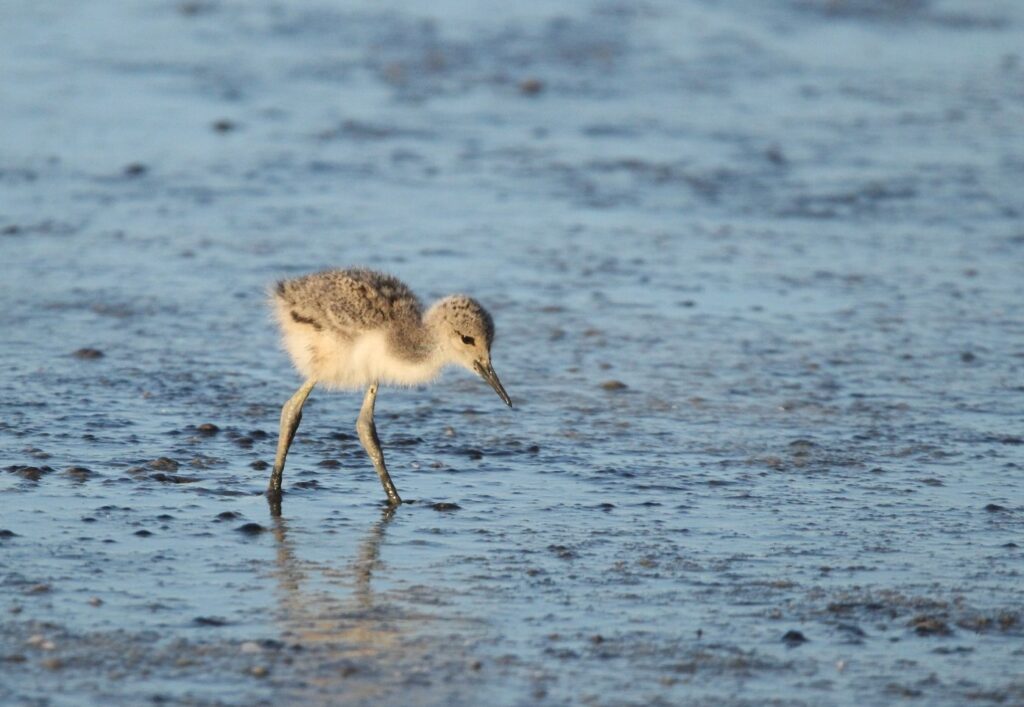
[356,382,402,506]
[269,378,316,502]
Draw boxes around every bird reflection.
[270,506,401,653]
[266,507,483,702]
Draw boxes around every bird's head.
[427,295,512,407]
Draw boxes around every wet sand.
[2,0,1023,704]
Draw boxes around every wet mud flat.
[2,0,1024,704]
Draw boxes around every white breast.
[276,302,443,389]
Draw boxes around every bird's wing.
[274,268,423,337]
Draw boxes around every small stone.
[250,460,268,470]
[430,502,461,512]
[149,472,200,484]
[960,351,976,363]
[149,457,179,471]
[215,511,241,521]
[194,616,228,627]
[123,163,147,177]
[782,630,808,645]
[236,522,266,535]
[64,466,96,480]
[212,119,237,133]
[519,78,545,95]
[7,466,53,481]
[984,503,1007,512]
[72,348,104,360]
[196,423,220,436]
[41,657,63,670]
[600,380,628,391]
[909,615,951,636]
[27,583,51,595]
[0,529,18,538]
[249,665,269,677]
[240,641,262,654]
[88,597,103,607]
[134,529,153,537]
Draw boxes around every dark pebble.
[430,502,461,512]
[215,511,241,521]
[836,623,867,638]
[909,615,951,636]
[6,465,54,481]
[250,460,268,470]
[960,351,976,363]
[149,472,200,484]
[149,457,180,471]
[985,503,1007,512]
[196,423,220,436]
[782,630,808,645]
[134,529,153,537]
[64,466,96,480]
[464,448,484,460]
[236,522,267,535]
[72,348,104,360]
[212,119,236,133]
[548,544,576,560]
[178,1,209,16]
[193,616,228,627]
[765,144,787,165]
[123,162,147,177]
[0,529,18,538]
[519,77,545,95]
[317,459,341,468]
[600,380,628,391]
[249,429,269,440]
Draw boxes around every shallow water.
[2,0,1023,704]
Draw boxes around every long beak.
[474,360,513,408]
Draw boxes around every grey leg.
[269,378,316,499]
[356,382,402,506]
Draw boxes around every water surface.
[2,0,1023,704]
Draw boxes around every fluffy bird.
[268,268,512,507]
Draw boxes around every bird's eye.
[460,334,475,346]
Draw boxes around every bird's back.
[274,268,424,336]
